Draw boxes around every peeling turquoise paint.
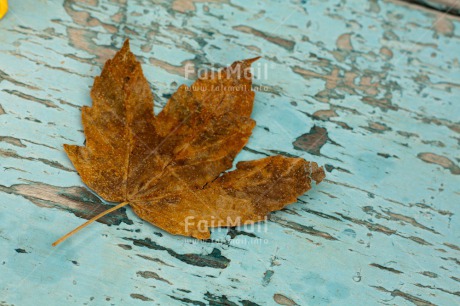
[1,0,459,305]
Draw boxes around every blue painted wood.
[1,0,459,305]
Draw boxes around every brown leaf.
[63,40,325,240]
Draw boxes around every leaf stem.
[52,201,129,247]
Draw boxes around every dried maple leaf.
[53,40,325,245]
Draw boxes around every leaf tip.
[63,143,70,152]
[312,164,326,184]
[243,56,261,67]
[122,38,130,50]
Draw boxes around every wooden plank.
[0,0,459,305]
[402,0,460,15]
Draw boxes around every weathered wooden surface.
[0,0,459,305]
[405,0,460,15]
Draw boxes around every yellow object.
[0,0,8,20]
